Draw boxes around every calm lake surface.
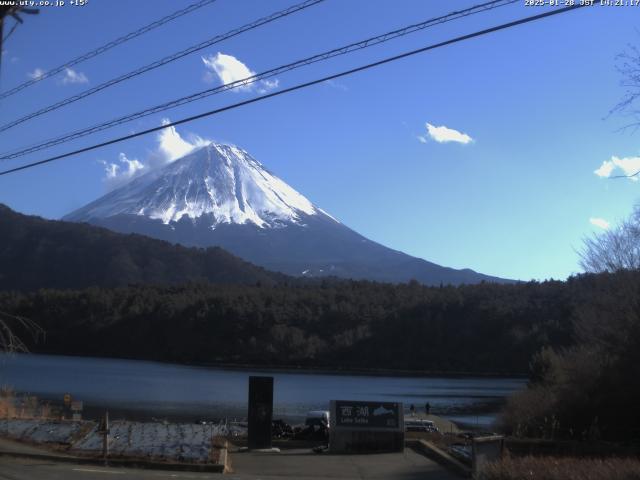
[0,354,526,427]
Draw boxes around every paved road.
[0,438,67,457]
[0,448,460,480]
[228,447,460,479]
[0,457,218,479]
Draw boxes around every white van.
[305,410,330,428]
[405,418,437,432]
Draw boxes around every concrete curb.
[0,448,228,473]
[406,439,471,478]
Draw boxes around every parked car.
[305,410,330,428]
[405,419,438,432]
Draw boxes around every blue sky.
[0,0,638,281]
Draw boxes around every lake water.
[0,354,525,427]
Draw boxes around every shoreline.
[5,393,505,431]
[2,352,521,429]
[23,351,529,379]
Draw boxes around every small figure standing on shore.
[409,404,415,416]
[425,402,431,416]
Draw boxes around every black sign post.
[247,376,274,450]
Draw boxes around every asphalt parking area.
[227,447,461,479]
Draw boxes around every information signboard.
[330,400,404,453]
[334,400,401,429]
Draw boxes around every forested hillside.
[0,204,286,290]
[500,269,640,441]
[2,273,612,374]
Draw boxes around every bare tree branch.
[611,42,640,122]
[0,311,44,353]
[579,204,640,273]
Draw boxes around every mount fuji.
[65,143,508,285]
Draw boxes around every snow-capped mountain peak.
[66,143,333,229]
[64,141,511,285]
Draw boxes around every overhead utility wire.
[2,20,18,43]
[611,171,640,180]
[0,0,517,160]
[0,0,218,100]
[0,0,325,133]
[0,4,590,178]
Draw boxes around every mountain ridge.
[65,143,512,286]
[0,204,287,291]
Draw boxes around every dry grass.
[0,386,16,418]
[0,386,53,420]
[211,435,227,449]
[480,455,640,480]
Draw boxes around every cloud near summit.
[101,120,211,189]
[101,153,145,190]
[157,119,210,163]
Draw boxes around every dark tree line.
[0,273,617,375]
[500,270,640,442]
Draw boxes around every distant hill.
[0,204,286,291]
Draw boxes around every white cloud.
[257,78,279,94]
[101,119,213,189]
[324,79,348,91]
[157,118,210,163]
[416,135,428,144]
[594,160,615,178]
[102,161,119,179]
[589,217,610,230]
[59,67,88,85]
[27,68,44,80]
[201,52,278,93]
[202,52,254,90]
[119,153,145,177]
[423,123,474,144]
[594,155,640,181]
[101,153,145,189]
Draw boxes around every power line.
[0,0,218,100]
[0,0,518,161]
[611,171,640,180]
[2,19,18,43]
[0,0,325,133]
[0,4,590,178]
